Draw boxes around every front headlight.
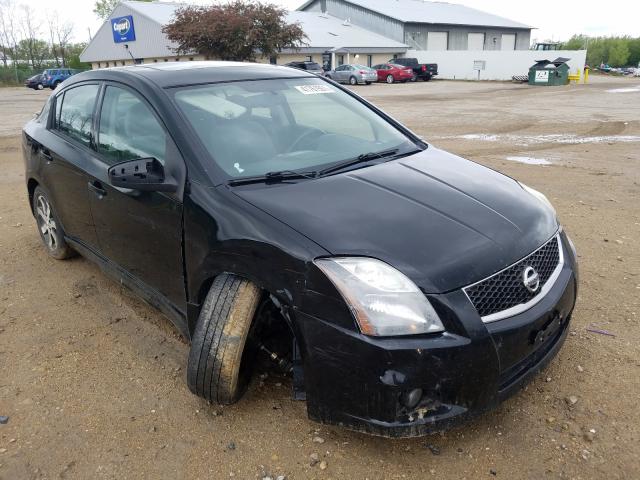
[314,257,444,336]
[518,182,556,215]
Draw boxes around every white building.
[80,1,408,69]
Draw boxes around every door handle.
[88,180,107,198]
[40,149,53,161]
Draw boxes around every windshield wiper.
[227,169,317,186]
[317,148,400,177]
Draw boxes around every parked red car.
[371,63,414,83]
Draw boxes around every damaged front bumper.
[295,238,578,438]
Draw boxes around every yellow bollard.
[583,67,589,84]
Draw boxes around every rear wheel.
[36,83,43,90]
[32,186,75,260]
[386,74,394,84]
[187,274,262,404]
[349,75,358,85]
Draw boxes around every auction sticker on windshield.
[294,85,336,95]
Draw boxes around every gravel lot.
[1,76,639,479]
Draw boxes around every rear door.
[88,83,186,310]
[36,83,101,249]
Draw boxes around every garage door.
[427,32,448,51]
[501,34,516,50]
[468,33,485,50]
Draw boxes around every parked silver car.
[326,64,377,85]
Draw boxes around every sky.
[19,0,640,45]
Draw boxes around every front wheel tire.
[32,186,75,260]
[187,274,262,405]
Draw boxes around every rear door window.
[97,85,167,165]
[56,84,100,147]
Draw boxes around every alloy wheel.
[36,193,58,251]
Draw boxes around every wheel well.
[27,178,39,214]
[195,274,299,378]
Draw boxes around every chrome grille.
[464,235,563,322]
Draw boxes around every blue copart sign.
[112,15,136,43]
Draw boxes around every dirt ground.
[1,76,639,479]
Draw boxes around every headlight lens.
[518,182,556,215]
[314,257,444,336]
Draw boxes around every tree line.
[560,35,640,68]
[0,0,89,84]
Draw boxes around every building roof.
[286,11,407,51]
[120,0,182,24]
[298,0,531,29]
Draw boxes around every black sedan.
[22,62,578,437]
[24,73,44,90]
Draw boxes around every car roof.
[66,61,313,89]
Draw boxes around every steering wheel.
[287,128,325,153]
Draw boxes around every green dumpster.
[528,57,570,86]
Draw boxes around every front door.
[87,84,186,311]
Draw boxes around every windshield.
[173,77,416,179]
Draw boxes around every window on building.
[164,58,168,62]
[468,33,485,50]
[97,62,101,68]
[175,57,180,61]
[56,84,100,148]
[97,86,167,165]
[134,58,144,64]
[367,55,373,67]
[501,33,516,50]
[121,61,125,66]
[189,57,194,61]
[306,55,313,62]
[153,59,158,63]
[427,32,448,51]
[337,54,344,66]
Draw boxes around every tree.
[0,0,20,67]
[607,39,630,67]
[19,4,41,68]
[163,0,306,62]
[47,13,74,67]
[94,0,151,20]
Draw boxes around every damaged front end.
[286,235,577,437]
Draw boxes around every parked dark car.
[42,68,77,89]
[371,63,414,83]
[283,61,324,76]
[24,73,45,90]
[22,62,578,437]
[390,57,438,81]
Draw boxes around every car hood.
[232,147,558,293]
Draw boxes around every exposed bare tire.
[187,274,262,404]
[32,186,75,260]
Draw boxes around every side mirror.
[108,157,177,193]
